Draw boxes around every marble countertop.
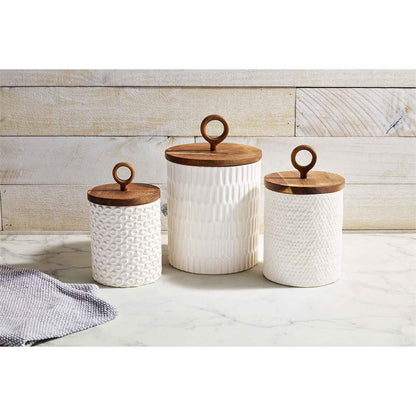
[0,232,415,346]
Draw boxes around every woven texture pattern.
[90,200,161,287]
[263,189,343,287]
[0,265,117,347]
[167,161,260,274]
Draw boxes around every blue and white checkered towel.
[0,265,117,346]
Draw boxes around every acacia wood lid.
[88,162,160,206]
[264,145,345,195]
[165,114,262,167]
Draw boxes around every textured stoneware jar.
[263,145,345,287]
[165,115,262,274]
[87,162,161,287]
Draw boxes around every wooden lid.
[165,114,262,167]
[264,145,345,195]
[88,162,160,206]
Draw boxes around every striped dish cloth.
[0,265,117,346]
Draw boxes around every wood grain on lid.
[264,145,345,194]
[165,114,262,167]
[88,183,160,206]
[87,162,160,206]
[264,171,345,194]
[165,142,262,167]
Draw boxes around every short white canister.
[165,114,262,275]
[87,162,161,287]
[263,145,345,287]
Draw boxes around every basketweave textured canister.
[263,145,345,287]
[87,162,161,287]
[165,114,262,275]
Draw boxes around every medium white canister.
[87,162,161,287]
[263,145,345,287]
[165,114,262,275]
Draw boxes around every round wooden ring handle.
[291,145,317,179]
[200,114,229,151]
[112,162,135,191]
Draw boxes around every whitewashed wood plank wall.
[296,88,416,136]
[0,87,294,136]
[1,70,415,87]
[0,70,415,231]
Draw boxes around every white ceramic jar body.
[263,189,343,287]
[90,200,161,287]
[167,161,261,274]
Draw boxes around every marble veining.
[0,232,414,346]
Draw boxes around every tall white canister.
[263,145,345,287]
[87,162,161,287]
[165,115,262,274]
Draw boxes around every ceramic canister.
[165,114,262,275]
[263,145,345,287]
[87,162,161,287]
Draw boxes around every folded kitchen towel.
[0,265,117,346]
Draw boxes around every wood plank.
[1,184,414,231]
[2,136,415,185]
[0,184,168,232]
[195,137,416,184]
[0,136,191,185]
[343,184,416,229]
[296,88,416,137]
[0,190,2,231]
[0,70,415,87]
[0,87,294,136]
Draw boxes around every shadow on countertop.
[161,244,290,290]
[6,240,289,291]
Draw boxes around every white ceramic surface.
[89,200,161,287]
[167,161,261,274]
[1,232,414,346]
[263,188,344,287]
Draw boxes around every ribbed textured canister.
[87,162,161,287]
[167,161,261,274]
[263,145,345,287]
[165,115,262,274]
